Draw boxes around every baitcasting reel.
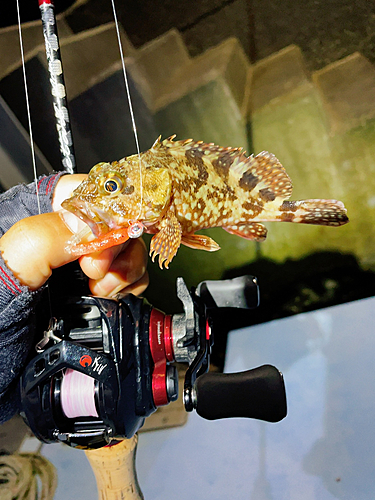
[20,276,287,449]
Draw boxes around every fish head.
[61,157,172,236]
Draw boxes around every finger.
[52,174,87,211]
[116,271,149,298]
[78,241,130,280]
[79,237,147,280]
[87,238,148,297]
[0,212,79,290]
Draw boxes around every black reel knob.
[194,364,287,423]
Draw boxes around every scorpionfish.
[62,136,349,268]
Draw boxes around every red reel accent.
[149,309,174,407]
[206,319,211,341]
[164,315,174,362]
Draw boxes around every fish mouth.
[61,198,114,237]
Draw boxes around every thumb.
[0,212,78,291]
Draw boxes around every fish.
[61,136,349,268]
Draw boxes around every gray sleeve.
[0,172,66,236]
[0,172,67,423]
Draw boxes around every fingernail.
[59,210,82,234]
[94,273,126,297]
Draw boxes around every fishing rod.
[38,0,76,174]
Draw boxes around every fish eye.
[104,177,122,194]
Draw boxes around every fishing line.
[110,0,144,228]
[60,368,98,418]
[17,0,59,359]
[16,0,41,215]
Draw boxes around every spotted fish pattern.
[62,136,349,268]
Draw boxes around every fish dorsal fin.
[156,137,292,201]
[150,135,163,151]
[160,136,243,160]
[234,151,293,201]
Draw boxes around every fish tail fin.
[276,199,349,226]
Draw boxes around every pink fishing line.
[60,369,98,418]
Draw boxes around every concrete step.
[127,28,190,111]
[59,22,134,100]
[0,15,72,80]
[313,53,375,268]
[0,95,52,189]
[69,66,157,172]
[152,37,250,149]
[248,44,350,264]
[62,0,251,61]
[0,23,143,171]
[0,21,134,98]
[312,52,375,135]
[250,44,311,113]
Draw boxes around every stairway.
[0,14,373,297]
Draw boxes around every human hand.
[0,174,149,296]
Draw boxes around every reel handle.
[194,365,287,422]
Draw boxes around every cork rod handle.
[85,435,144,500]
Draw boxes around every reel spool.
[20,276,287,449]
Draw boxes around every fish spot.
[207,189,219,200]
[259,188,276,202]
[221,185,237,202]
[184,148,209,190]
[176,179,191,192]
[211,152,235,180]
[280,201,298,212]
[239,170,259,192]
[280,212,295,222]
[243,200,264,217]
[185,147,205,160]
[242,201,255,211]
[123,185,135,195]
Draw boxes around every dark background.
[4,0,375,71]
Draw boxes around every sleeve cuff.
[0,255,38,316]
[34,171,68,214]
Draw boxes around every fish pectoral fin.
[223,222,267,241]
[150,212,182,269]
[181,233,221,252]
